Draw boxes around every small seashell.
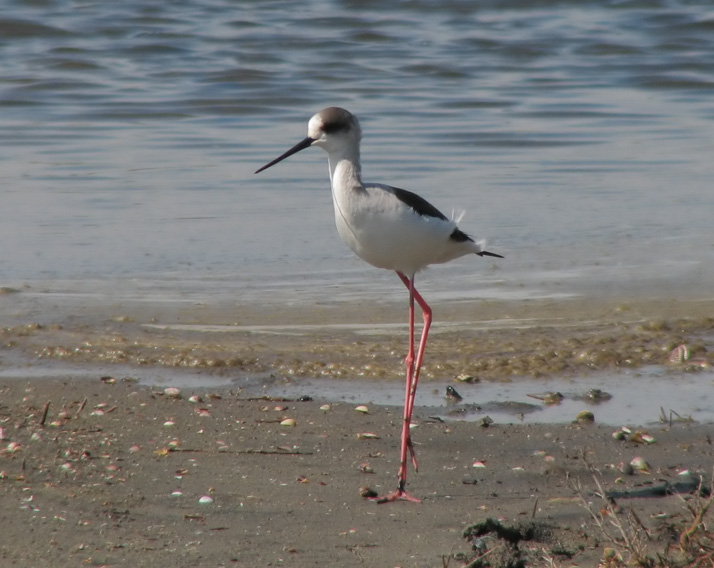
[445,386,463,401]
[545,392,564,404]
[280,418,296,427]
[168,440,180,448]
[90,409,105,416]
[472,461,486,468]
[612,429,627,441]
[59,462,74,472]
[164,387,182,399]
[128,445,141,453]
[6,442,22,453]
[195,408,211,417]
[198,495,214,505]
[575,410,595,424]
[319,404,331,411]
[187,395,202,404]
[358,463,374,474]
[629,431,656,445]
[584,388,612,402]
[354,405,369,414]
[456,374,479,383]
[668,344,690,364]
[171,491,183,497]
[163,420,175,427]
[527,392,564,405]
[356,432,379,439]
[629,456,649,473]
[360,486,378,499]
[273,405,287,412]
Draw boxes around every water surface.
[1,1,713,421]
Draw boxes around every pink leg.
[399,273,432,439]
[378,272,432,504]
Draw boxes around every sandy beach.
[0,374,711,567]
[0,293,713,566]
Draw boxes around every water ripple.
[0,0,712,306]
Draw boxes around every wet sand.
[1,293,713,565]
[2,293,713,423]
[0,377,712,567]
[2,294,713,383]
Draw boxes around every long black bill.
[255,136,315,174]
[478,250,504,259]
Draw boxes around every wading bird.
[255,107,502,502]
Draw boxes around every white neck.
[327,145,363,193]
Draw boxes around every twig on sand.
[39,402,50,427]
[74,397,88,418]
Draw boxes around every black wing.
[391,186,448,221]
[389,186,481,245]
[386,185,503,254]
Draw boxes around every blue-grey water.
[2,0,713,308]
[1,1,713,423]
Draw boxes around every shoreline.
[1,293,713,427]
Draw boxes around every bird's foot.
[376,488,421,504]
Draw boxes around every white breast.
[331,182,479,276]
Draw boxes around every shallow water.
[0,356,711,426]
[1,295,712,424]
[1,0,713,305]
[261,369,714,427]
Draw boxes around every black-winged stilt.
[256,107,502,503]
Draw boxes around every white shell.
[164,387,182,398]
